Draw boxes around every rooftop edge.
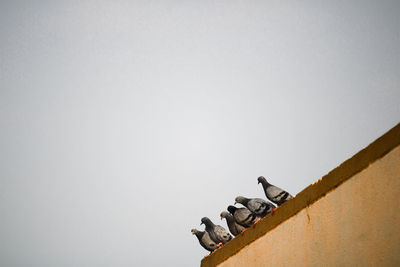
[201,122,400,267]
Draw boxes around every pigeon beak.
[258,180,261,184]
[234,201,237,205]
[200,222,204,226]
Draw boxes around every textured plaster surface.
[218,145,400,267]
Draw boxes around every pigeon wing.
[224,215,245,236]
[200,232,218,252]
[267,185,292,205]
[235,208,256,227]
[233,222,245,235]
[205,226,220,243]
[247,198,265,214]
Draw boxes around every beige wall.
[218,145,400,267]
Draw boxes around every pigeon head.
[258,176,268,184]
[220,211,230,219]
[191,228,198,235]
[235,196,248,205]
[227,205,237,214]
[200,217,213,226]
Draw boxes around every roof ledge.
[201,122,400,267]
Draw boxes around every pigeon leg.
[240,228,248,233]
[216,242,223,248]
[254,218,261,224]
[271,207,278,214]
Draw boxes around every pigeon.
[191,228,218,252]
[258,176,293,206]
[235,196,275,217]
[201,217,232,244]
[227,205,259,228]
[220,211,246,236]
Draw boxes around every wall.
[219,145,400,267]
[201,123,400,267]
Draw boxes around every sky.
[0,1,399,266]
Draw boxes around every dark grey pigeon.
[227,205,259,228]
[235,196,275,217]
[201,217,232,244]
[258,176,293,206]
[191,228,218,252]
[220,211,245,236]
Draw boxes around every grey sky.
[0,1,399,266]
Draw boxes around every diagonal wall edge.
[201,122,400,267]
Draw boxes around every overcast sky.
[1,1,399,266]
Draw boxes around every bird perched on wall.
[191,228,218,252]
[227,205,259,228]
[201,217,232,245]
[258,176,293,206]
[220,211,246,236]
[235,196,275,217]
